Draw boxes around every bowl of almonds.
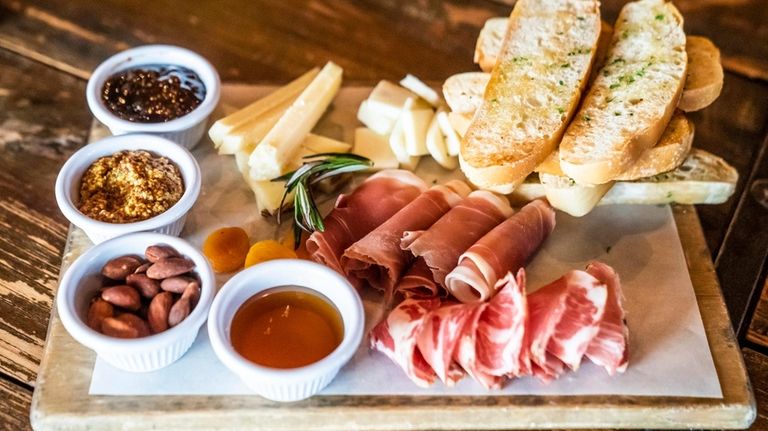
[56,232,214,372]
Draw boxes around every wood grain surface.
[748,279,768,348]
[0,0,765,429]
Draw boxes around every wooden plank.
[0,48,90,385]
[30,85,755,431]
[748,279,768,348]
[0,376,33,431]
[744,348,768,430]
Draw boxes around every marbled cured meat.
[397,191,512,297]
[584,261,628,375]
[307,170,426,287]
[342,181,470,294]
[416,302,473,385]
[452,302,503,389]
[445,199,556,303]
[369,297,441,387]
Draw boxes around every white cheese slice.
[209,68,319,146]
[357,100,396,135]
[400,74,443,107]
[447,111,472,137]
[436,110,461,156]
[389,115,420,171]
[249,62,343,181]
[426,109,458,170]
[218,100,292,155]
[399,97,433,156]
[300,134,351,155]
[353,127,399,171]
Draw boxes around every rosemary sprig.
[272,152,372,248]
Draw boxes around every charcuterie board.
[30,84,755,430]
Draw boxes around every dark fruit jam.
[101,64,206,123]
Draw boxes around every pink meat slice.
[527,270,608,380]
[452,303,504,389]
[475,270,531,378]
[445,199,556,304]
[397,258,440,298]
[307,170,427,286]
[370,297,441,387]
[416,302,474,385]
[398,191,513,296]
[342,180,470,293]
[584,261,629,375]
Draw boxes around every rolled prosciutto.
[397,191,512,297]
[445,199,556,303]
[396,258,440,298]
[341,180,471,293]
[307,170,426,286]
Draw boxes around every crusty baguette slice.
[512,149,738,206]
[678,36,723,112]
[535,112,694,180]
[558,0,687,185]
[461,0,601,194]
[443,72,490,115]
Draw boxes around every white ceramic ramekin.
[57,233,215,372]
[208,259,364,402]
[55,133,201,244]
[86,44,221,149]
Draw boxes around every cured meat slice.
[416,302,474,385]
[370,298,441,387]
[398,258,440,298]
[527,270,608,379]
[445,199,556,304]
[398,191,513,296]
[452,303,503,389]
[307,170,426,286]
[475,270,531,378]
[584,261,629,375]
[342,180,470,293]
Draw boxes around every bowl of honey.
[207,259,364,402]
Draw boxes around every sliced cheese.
[426,109,458,170]
[357,100,396,135]
[301,133,351,154]
[354,127,399,171]
[218,99,293,155]
[249,62,343,181]
[209,68,319,146]
[447,112,472,137]
[389,115,420,170]
[400,74,443,107]
[401,98,433,156]
[540,173,614,217]
[436,110,461,156]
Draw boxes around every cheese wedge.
[356,80,427,135]
[401,100,433,156]
[353,127,399,170]
[436,110,461,156]
[426,109,458,169]
[209,68,319,146]
[357,100,396,135]
[249,62,343,181]
[300,134,351,155]
[218,98,294,155]
[400,74,443,107]
[559,0,687,185]
[461,0,601,193]
[389,115,420,170]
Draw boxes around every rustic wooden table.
[0,0,766,430]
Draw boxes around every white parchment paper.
[89,86,722,398]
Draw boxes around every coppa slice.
[559,0,687,185]
[460,0,601,193]
[584,262,628,375]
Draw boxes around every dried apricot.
[203,227,250,273]
[245,240,298,268]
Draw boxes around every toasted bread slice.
[513,149,737,206]
[558,0,687,185]
[461,0,601,193]
[678,36,723,112]
[540,173,614,216]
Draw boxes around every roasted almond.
[101,256,143,280]
[181,281,201,309]
[117,313,151,337]
[134,262,152,274]
[101,316,140,338]
[168,297,191,327]
[147,258,195,279]
[145,245,180,263]
[126,273,161,298]
[148,292,174,334]
[87,298,114,331]
[101,285,141,311]
[160,275,195,293]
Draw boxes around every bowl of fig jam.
[86,45,220,149]
[208,259,364,402]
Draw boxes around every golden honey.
[230,287,343,369]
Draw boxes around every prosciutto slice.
[397,191,513,296]
[397,258,440,298]
[475,270,531,378]
[307,170,426,286]
[445,199,556,304]
[370,298,441,387]
[527,270,608,379]
[416,302,474,385]
[341,181,470,293]
[584,262,629,375]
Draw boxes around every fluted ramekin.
[86,44,221,149]
[56,233,215,372]
[208,259,364,402]
[55,133,201,244]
